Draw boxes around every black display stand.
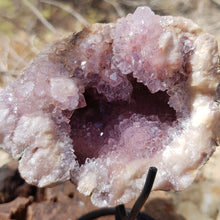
[78,166,157,220]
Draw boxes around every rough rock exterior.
[0,7,219,207]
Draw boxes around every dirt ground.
[0,0,219,219]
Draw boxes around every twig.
[9,46,27,68]
[23,0,57,34]
[104,0,126,17]
[119,0,149,7]
[0,71,17,78]
[211,0,220,8]
[40,0,89,27]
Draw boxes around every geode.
[0,7,219,207]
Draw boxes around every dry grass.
[0,0,219,72]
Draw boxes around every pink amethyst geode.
[0,7,219,207]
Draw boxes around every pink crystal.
[0,7,219,207]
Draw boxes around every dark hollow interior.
[70,77,176,165]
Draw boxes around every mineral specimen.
[0,7,219,207]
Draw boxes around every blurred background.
[0,0,219,219]
[0,0,220,87]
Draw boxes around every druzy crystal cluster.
[0,7,219,207]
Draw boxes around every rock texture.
[0,197,33,220]
[0,161,184,220]
[0,162,97,220]
[0,7,219,207]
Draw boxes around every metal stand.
[78,166,157,220]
